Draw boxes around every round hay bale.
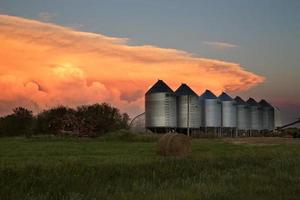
[156,133,191,157]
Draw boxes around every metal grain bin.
[199,90,221,127]
[274,106,282,129]
[218,92,237,128]
[234,96,250,130]
[269,105,275,130]
[175,84,201,129]
[259,99,275,130]
[257,105,263,131]
[246,98,261,130]
[145,80,177,132]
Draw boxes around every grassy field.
[1,135,300,200]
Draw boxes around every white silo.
[145,80,177,133]
[246,98,262,131]
[199,90,221,128]
[175,83,201,133]
[234,96,250,131]
[259,99,275,131]
[218,92,237,128]
[274,106,282,129]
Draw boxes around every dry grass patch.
[224,137,300,146]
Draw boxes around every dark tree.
[0,107,34,137]
[35,106,77,136]
[75,103,130,136]
[0,103,130,137]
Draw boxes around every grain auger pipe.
[129,112,145,128]
[276,118,300,131]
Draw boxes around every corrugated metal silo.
[246,98,262,130]
[145,80,177,132]
[259,99,275,130]
[175,83,201,129]
[234,96,250,130]
[269,105,275,130]
[257,104,263,131]
[218,92,237,128]
[200,90,221,127]
[274,106,282,129]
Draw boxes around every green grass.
[1,135,300,200]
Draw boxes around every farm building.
[133,80,281,135]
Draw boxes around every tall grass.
[1,136,300,200]
[101,129,159,142]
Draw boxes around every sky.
[0,0,299,125]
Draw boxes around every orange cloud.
[0,14,264,116]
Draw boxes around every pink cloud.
[0,14,264,117]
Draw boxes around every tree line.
[0,103,130,137]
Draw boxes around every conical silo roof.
[146,80,174,95]
[234,96,246,105]
[175,83,198,96]
[218,92,233,101]
[259,99,273,108]
[247,98,259,107]
[200,90,217,99]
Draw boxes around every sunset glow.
[0,14,264,116]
